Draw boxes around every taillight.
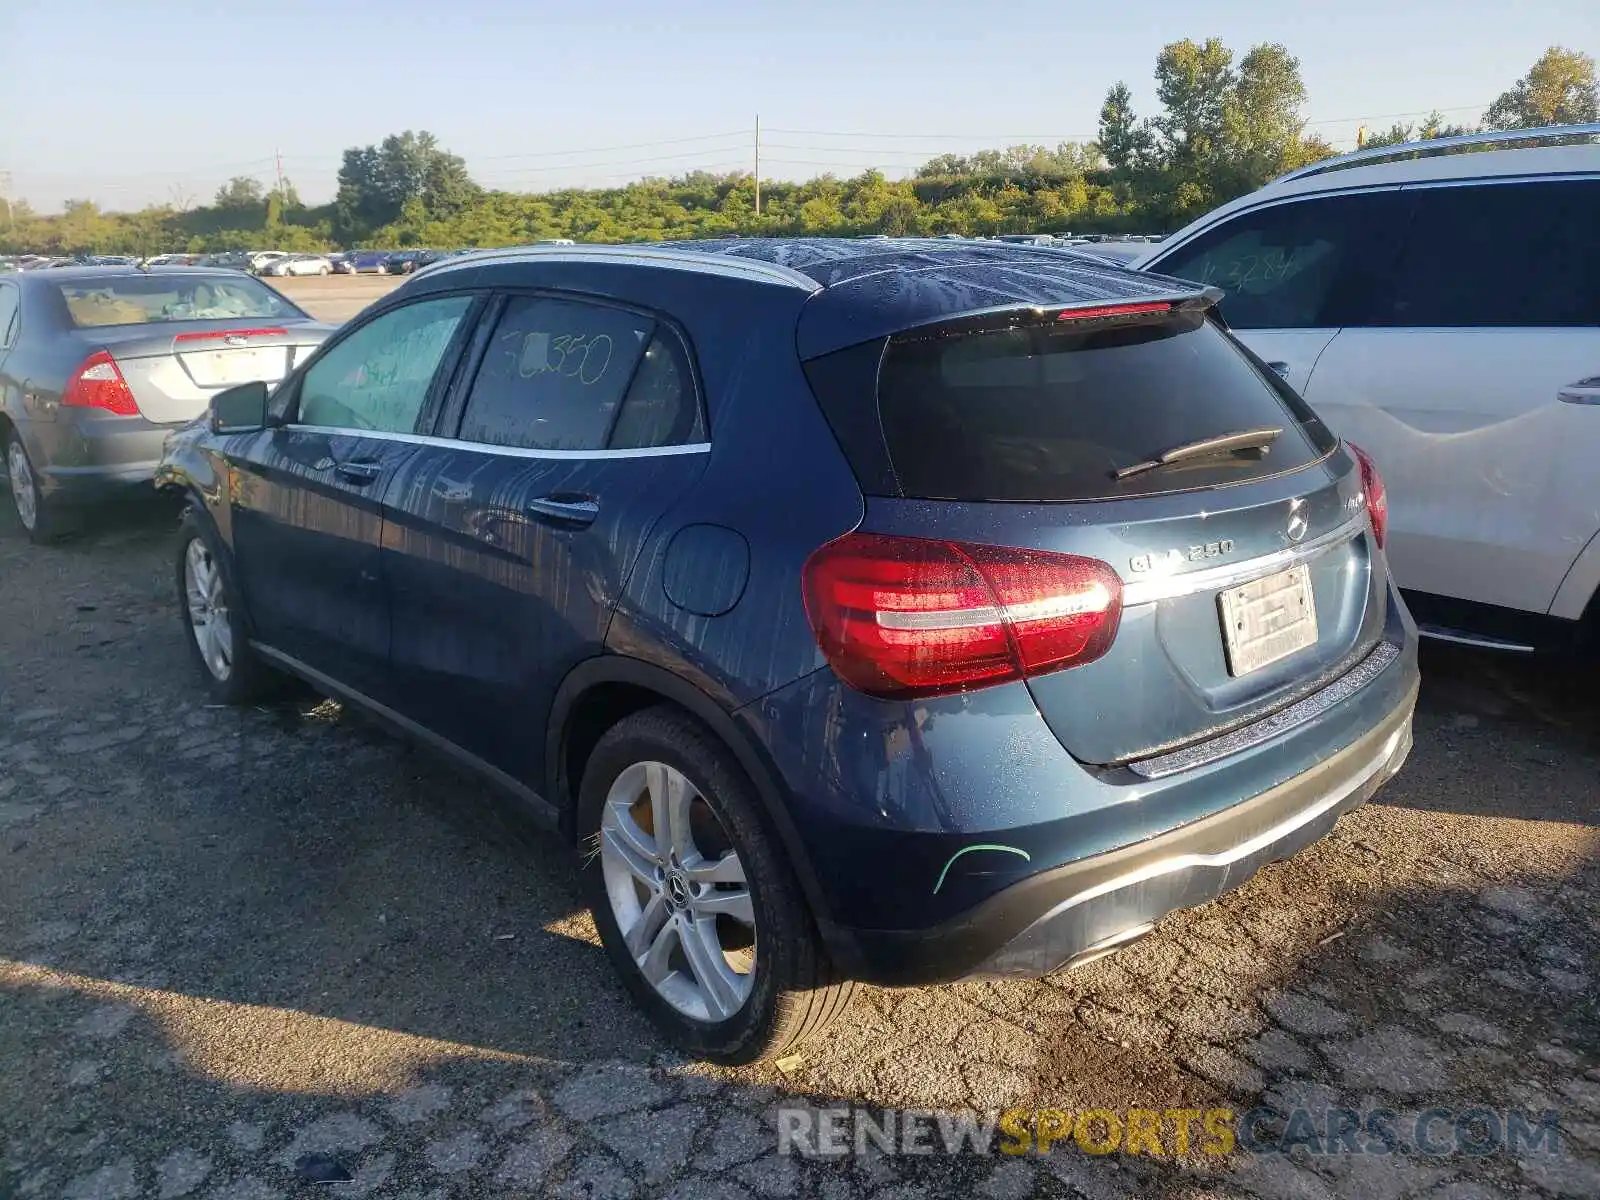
[62,350,139,416]
[802,532,1123,700]
[1056,301,1172,322]
[1347,443,1388,549]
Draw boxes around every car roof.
[17,265,250,283]
[422,238,1201,358]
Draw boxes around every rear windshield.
[863,310,1332,502]
[56,274,299,328]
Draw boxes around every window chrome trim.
[280,425,711,461]
[1121,515,1366,607]
[1126,639,1402,779]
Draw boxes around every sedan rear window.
[837,309,1333,502]
[56,274,299,328]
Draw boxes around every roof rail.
[1274,121,1600,185]
[416,243,820,292]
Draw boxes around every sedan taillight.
[1347,443,1388,549]
[803,531,1123,700]
[62,350,139,416]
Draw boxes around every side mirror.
[210,380,268,434]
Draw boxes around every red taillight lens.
[1056,301,1172,322]
[802,532,1123,699]
[1347,442,1388,549]
[62,350,139,416]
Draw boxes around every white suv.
[1136,125,1600,653]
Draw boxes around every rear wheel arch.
[546,655,836,929]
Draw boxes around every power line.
[473,142,750,177]
[470,131,749,162]
[1301,102,1491,126]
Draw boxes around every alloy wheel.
[6,440,37,532]
[184,539,234,681]
[598,761,756,1022]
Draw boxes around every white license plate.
[188,348,284,386]
[1219,564,1318,677]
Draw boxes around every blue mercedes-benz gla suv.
[157,239,1418,1063]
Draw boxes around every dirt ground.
[0,501,1596,1198]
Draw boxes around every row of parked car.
[1,124,1594,1065]
[1,246,578,279]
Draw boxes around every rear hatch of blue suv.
[777,278,1417,994]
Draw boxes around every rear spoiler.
[884,288,1225,344]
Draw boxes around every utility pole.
[0,171,12,230]
[275,147,285,199]
[753,115,761,217]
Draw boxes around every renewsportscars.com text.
[776,1105,1567,1160]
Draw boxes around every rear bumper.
[32,416,172,503]
[827,677,1416,986]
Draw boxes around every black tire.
[4,429,69,544]
[577,706,855,1064]
[174,507,281,705]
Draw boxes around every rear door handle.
[526,494,599,528]
[333,460,383,485]
[1558,377,1600,405]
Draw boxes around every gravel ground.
[0,504,1595,1199]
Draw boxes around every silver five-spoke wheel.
[184,539,234,682]
[7,439,37,532]
[599,760,756,1022]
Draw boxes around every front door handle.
[1265,361,1292,379]
[333,460,383,485]
[1558,377,1600,405]
[526,493,599,528]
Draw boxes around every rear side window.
[609,331,706,449]
[458,295,704,451]
[1385,180,1600,328]
[870,311,1330,502]
[1151,192,1410,330]
[459,295,651,451]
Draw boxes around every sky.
[1,0,1595,212]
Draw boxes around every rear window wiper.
[1114,427,1282,481]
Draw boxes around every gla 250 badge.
[1129,540,1236,575]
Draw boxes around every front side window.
[297,295,474,433]
[1386,180,1600,328]
[457,295,656,451]
[55,273,300,327]
[1152,191,1410,330]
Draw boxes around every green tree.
[1223,44,1307,176]
[1359,111,1477,150]
[333,130,478,242]
[1096,82,1153,171]
[213,176,266,211]
[1152,38,1236,172]
[1484,46,1598,130]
